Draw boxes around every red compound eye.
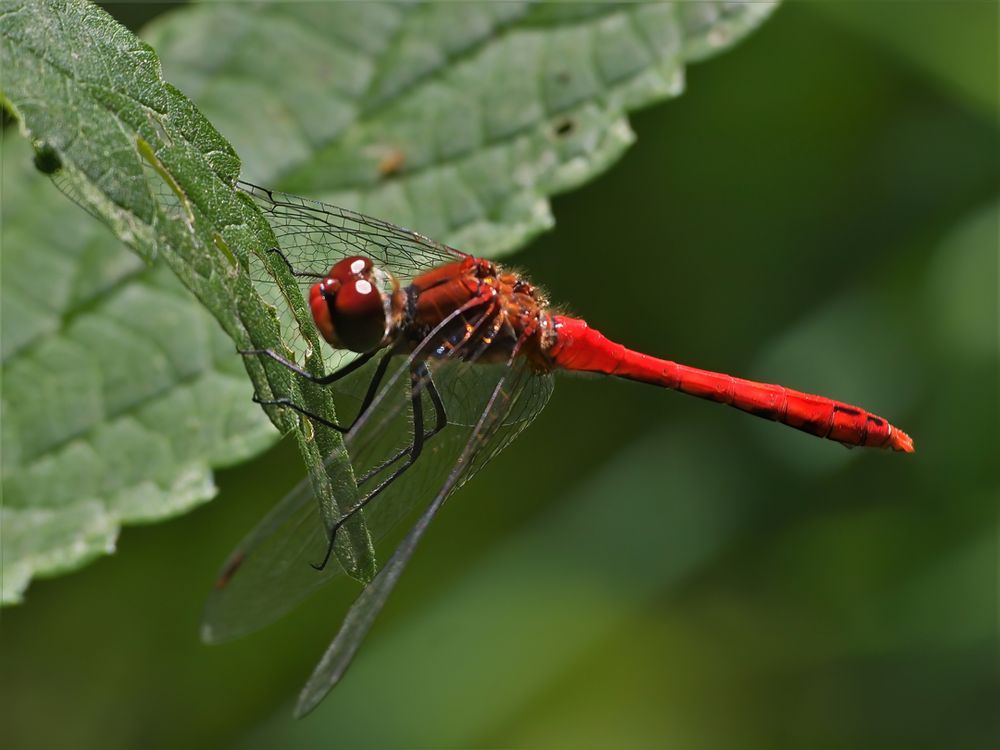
[314,257,384,353]
[332,276,387,352]
[330,256,373,284]
[309,278,339,345]
[309,256,386,352]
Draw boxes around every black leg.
[424,365,448,436]
[266,246,326,278]
[357,363,448,486]
[254,349,394,432]
[252,394,346,431]
[241,348,376,385]
[347,303,495,484]
[311,364,448,571]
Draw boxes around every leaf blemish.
[553,118,575,137]
[377,147,406,178]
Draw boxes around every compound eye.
[330,256,373,284]
[331,277,386,352]
[309,278,339,345]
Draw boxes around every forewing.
[237,180,463,279]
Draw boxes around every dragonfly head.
[310,256,397,352]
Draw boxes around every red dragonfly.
[204,181,913,716]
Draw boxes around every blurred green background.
[2,2,997,748]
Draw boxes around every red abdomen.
[547,315,913,452]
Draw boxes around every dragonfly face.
[309,256,402,352]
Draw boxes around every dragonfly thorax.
[401,256,556,371]
[309,256,401,353]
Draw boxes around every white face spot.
[350,258,367,275]
[354,279,373,295]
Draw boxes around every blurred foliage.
[1,2,997,749]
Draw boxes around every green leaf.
[0,0,777,602]
[1,0,374,603]
[0,135,271,602]
[146,0,778,255]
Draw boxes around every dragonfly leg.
[265,246,327,278]
[357,363,448,486]
[240,347,377,385]
[311,363,447,571]
[350,298,498,483]
[252,350,394,432]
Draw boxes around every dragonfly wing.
[201,469,351,643]
[295,354,553,717]
[237,180,463,280]
[200,347,418,644]
[199,350,446,643]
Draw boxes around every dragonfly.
[204,180,914,717]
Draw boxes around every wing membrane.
[200,471,340,643]
[202,307,553,643]
[238,180,464,280]
[296,352,552,717]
